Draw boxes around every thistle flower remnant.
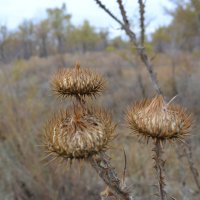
[51,63,105,99]
[126,95,192,141]
[44,105,115,160]
[44,62,133,200]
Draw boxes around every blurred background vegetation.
[0,0,200,199]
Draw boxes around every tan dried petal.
[126,95,192,141]
[51,63,105,98]
[44,105,115,160]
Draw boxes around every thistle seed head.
[51,63,105,99]
[44,105,115,160]
[126,95,192,141]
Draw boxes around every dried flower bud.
[126,95,192,141]
[44,105,115,160]
[51,63,105,99]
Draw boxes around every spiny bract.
[51,63,105,99]
[44,105,115,160]
[126,95,192,141]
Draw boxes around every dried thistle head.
[126,95,192,142]
[51,63,105,99]
[44,105,115,161]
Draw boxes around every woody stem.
[88,152,134,200]
[153,139,166,200]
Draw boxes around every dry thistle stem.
[44,62,134,200]
[89,153,133,200]
[44,105,115,160]
[152,139,166,200]
[126,95,192,142]
[51,63,105,99]
[94,0,162,95]
[126,95,192,200]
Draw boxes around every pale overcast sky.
[0,0,174,37]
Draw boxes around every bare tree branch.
[138,0,145,46]
[94,0,124,27]
[89,152,134,200]
[153,140,167,200]
[117,0,130,26]
[94,0,163,95]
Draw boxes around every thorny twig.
[94,0,163,95]
[138,0,145,46]
[89,152,134,200]
[94,0,124,27]
[153,140,166,200]
[94,0,200,199]
[117,0,130,26]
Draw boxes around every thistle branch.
[94,0,163,95]
[94,0,124,27]
[94,0,137,44]
[153,140,166,200]
[117,0,130,26]
[89,152,134,200]
[138,0,145,46]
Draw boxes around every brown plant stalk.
[44,63,135,200]
[93,1,167,199]
[126,95,192,200]
[138,0,145,46]
[94,2,198,200]
[89,152,133,200]
[153,140,166,200]
[94,0,162,95]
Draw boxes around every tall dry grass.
[0,51,200,199]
